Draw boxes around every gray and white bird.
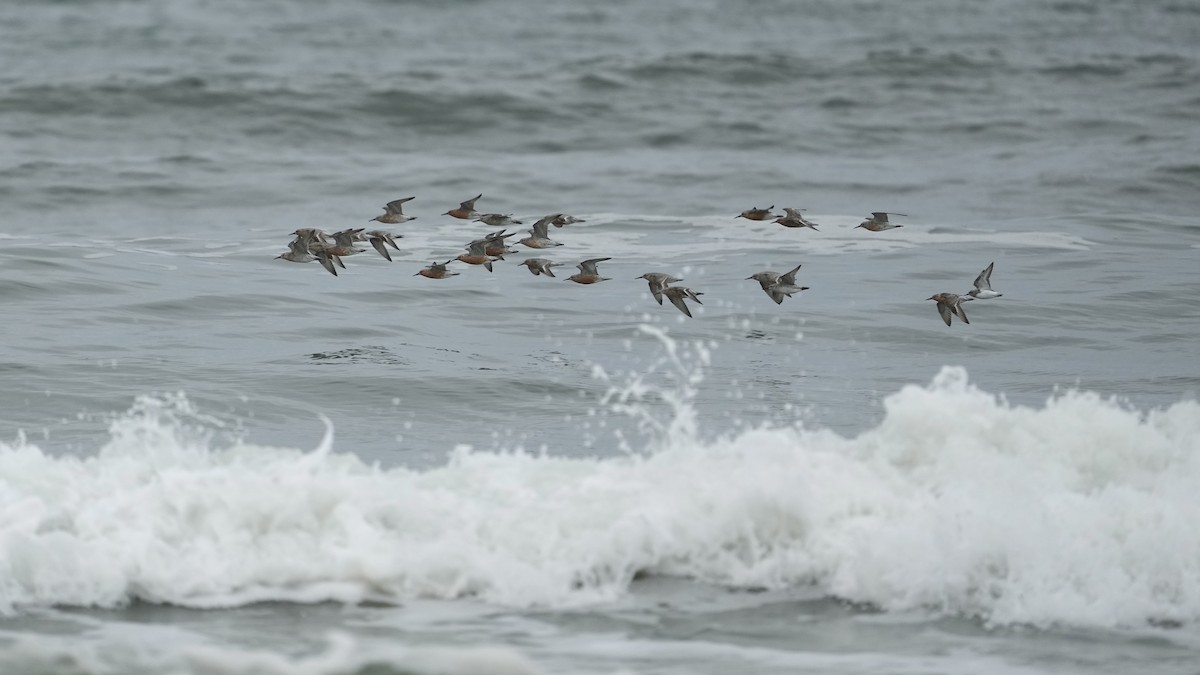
[519,214,563,249]
[967,262,1002,299]
[356,230,403,261]
[747,263,808,305]
[856,212,907,231]
[637,272,684,305]
[662,286,703,318]
[370,197,416,225]
[276,237,340,277]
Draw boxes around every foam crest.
[2,367,1199,629]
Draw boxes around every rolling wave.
[2,366,1197,629]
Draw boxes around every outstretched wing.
[370,237,392,261]
[973,262,994,291]
[779,264,802,286]
[936,301,953,326]
[667,292,693,317]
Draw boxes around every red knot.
[566,257,612,284]
[444,194,483,219]
[928,292,970,326]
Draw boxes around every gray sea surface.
[2,0,1199,673]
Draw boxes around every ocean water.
[2,0,1199,673]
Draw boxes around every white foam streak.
[2,368,1199,629]
[0,632,545,675]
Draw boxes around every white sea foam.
[2,364,1198,629]
[446,212,1094,267]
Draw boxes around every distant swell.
[357,89,573,130]
[0,78,256,116]
[621,51,823,86]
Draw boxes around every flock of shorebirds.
[276,195,1003,326]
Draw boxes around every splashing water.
[592,324,713,454]
[2,338,1199,629]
